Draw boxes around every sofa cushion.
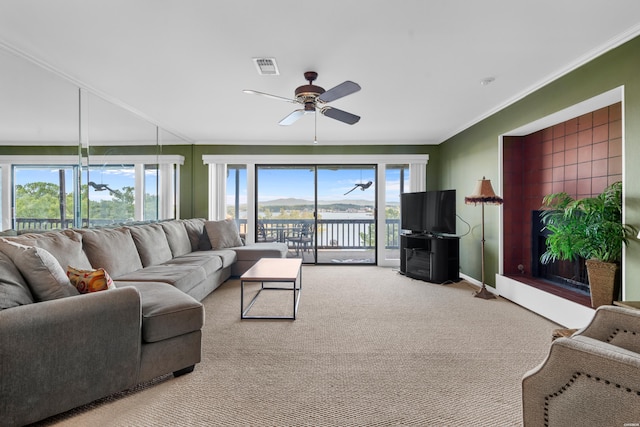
[6,230,93,270]
[204,249,237,268]
[182,218,211,251]
[67,266,116,293]
[115,264,207,295]
[79,228,143,277]
[0,251,34,309]
[0,239,79,301]
[175,249,236,268]
[128,224,173,267]
[204,219,243,249]
[233,242,289,261]
[115,281,204,343]
[163,254,223,277]
[160,221,192,257]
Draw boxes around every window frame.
[1,154,183,230]
[203,154,428,267]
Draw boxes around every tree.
[88,186,135,220]
[15,182,63,218]
[15,181,152,227]
[386,206,399,219]
[359,223,375,247]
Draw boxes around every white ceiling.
[1,1,640,146]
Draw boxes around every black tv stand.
[400,233,460,283]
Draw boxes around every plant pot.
[585,259,619,308]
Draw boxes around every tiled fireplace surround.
[502,103,622,306]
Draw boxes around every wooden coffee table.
[240,258,303,320]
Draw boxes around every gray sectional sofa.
[0,218,287,426]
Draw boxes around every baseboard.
[459,273,595,328]
[458,273,498,296]
[496,275,595,328]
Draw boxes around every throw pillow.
[127,224,173,267]
[160,221,192,257]
[204,219,243,249]
[78,228,143,278]
[67,266,115,293]
[0,251,34,309]
[0,238,79,301]
[182,218,211,251]
[7,230,93,270]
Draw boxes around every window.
[144,165,159,221]
[13,166,77,231]
[384,164,410,261]
[85,165,136,226]
[204,154,427,268]
[0,155,183,231]
[226,165,247,234]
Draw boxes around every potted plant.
[539,181,637,308]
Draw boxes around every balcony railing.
[14,218,140,231]
[14,217,402,250]
[252,218,401,249]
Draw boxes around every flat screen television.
[400,190,456,235]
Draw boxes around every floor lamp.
[464,177,503,299]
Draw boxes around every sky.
[227,165,409,205]
[13,166,156,201]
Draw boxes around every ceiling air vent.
[252,57,279,75]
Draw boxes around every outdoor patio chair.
[287,223,314,255]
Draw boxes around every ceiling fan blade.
[278,109,307,126]
[321,107,360,125]
[317,81,361,103]
[243,89,298,104]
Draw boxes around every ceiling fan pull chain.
[313,106,317,144]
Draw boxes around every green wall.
[0,146,79,156]
[439,35,640,300]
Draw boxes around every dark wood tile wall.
[503,103,622,278]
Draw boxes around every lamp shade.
[465,177,503,205]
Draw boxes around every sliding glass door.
[207,153,427,269]
[255,164,376,265]
[256,166,316,263]
[316,165,376,264]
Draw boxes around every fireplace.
[531,210,589,294]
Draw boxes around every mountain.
[260,198,400,207]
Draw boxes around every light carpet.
[35,266,559,426]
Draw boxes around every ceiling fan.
[344,181,373,195]
[243,71,361,126]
